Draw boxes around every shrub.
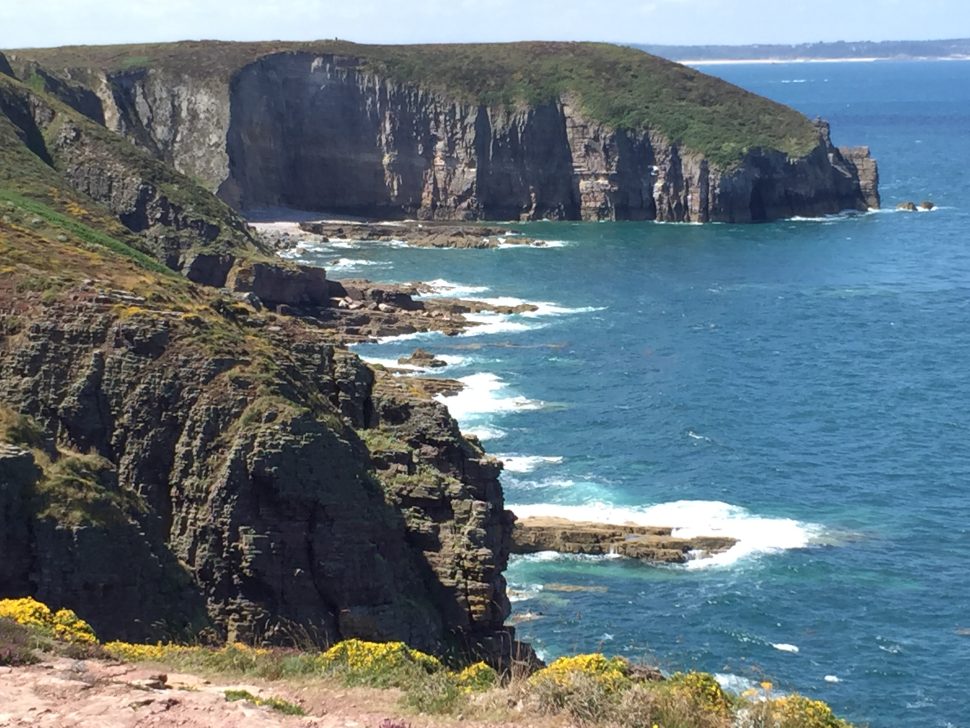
[741,692,852,728]
[316,639,443,687]
[526,654,631,724]
[401,671,464,714]
[530,653,631,691]
[616,679,733,728]
[666,671,733,717]
[0,618,39,666]
[0,597,97,644]
[455,660,499,692]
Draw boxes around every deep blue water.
[284,61,970,727]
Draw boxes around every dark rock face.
[0,299,516,660]
[0,52,14,79]
[83,52,878,223]
[225,260,328,308]
[0,445,38,596]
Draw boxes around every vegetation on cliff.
[9,40,819,167]
[0,598,855,727]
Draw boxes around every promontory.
[5,40,878,223]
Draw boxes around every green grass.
[224,689,306,716]
[34,451,148,528]
[0,190,172,275]
[8,40,819,167]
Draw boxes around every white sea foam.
[435,372,543,421]
[772,643,800,653]
[496,238,571,249]
[507,584,543,602]
[358,356,427,372]
[359,353,467,373]
[437,354,467,366]
[715,673,759,694]
[325,257,390,273]
[419,279,491,297]
[476,296,606,318]
[464,424,507,441]
[374,330,442,344]
[496,455,565,473]
[459,312,539,337]
[515,550,623,563]
[824,675,841,683]
[508,500,823,569]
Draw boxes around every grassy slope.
[0,70,264,261]
[9,40,819,167]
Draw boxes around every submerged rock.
[399,348,448,368]
[510,516,736,564]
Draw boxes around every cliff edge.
[6,41,879,222]
[0,62,521,665]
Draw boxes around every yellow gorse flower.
[316,638,443,675]
[0,597,97,644]
[454,661,499,692]
[529,653,631,692]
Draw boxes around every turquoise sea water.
[285,61,970,727]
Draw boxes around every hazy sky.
[2,0,968,49]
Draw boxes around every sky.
[1,0,968,50]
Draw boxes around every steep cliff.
[8,41,880,222]
[0,72,521,661]
[0,260,517,663]
[0,69,263,277]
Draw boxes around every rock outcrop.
[510,517,736,564]
[0,290,518,661]
[11,44,880,223]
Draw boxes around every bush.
[0,597,97,644]
[741,692,852,728]
[455,660,499,692]
[0,618,39,666]
[615,677,733,728]
[526,654,631,724]
[402,671,464,714]
[316,639,443,687]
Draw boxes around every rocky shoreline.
[510,517,737,564]
[296,220,549,249]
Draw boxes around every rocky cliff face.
[33,51,878,222]
[0,292,516,660]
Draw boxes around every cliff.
[7,41,879,222]
[0,66,521,665]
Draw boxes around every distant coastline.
[684,55,970,65]
[635,37,970,64]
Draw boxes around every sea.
[278,60,970,727]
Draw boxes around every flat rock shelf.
[510,517,736,564]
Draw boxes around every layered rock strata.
[0,287,521,662]
[13,50,880,223]
[511,517,736,564]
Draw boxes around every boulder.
[919,200,936,210]
[180,252,236,287]
[896,201,918,212]
[510,516,736,565]
[399,348,448,368]
[226,261,328,308]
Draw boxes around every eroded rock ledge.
[510,517,736,564]
[297,221,546,249]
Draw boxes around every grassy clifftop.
[10,40,819,167]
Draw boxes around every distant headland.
[635,37,970,64]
